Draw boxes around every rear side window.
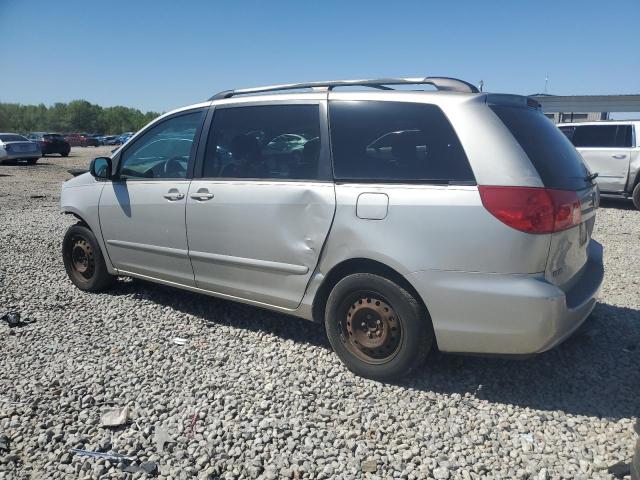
[203,104,323,180]
[490,106,589,190]
[329,101,474,183]
[570,124,632,148]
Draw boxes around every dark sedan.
[82,135,103,147]
[27,132,71,157]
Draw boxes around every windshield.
[0,134,29,142]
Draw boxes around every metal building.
[529,94,640,123]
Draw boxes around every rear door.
[99,108,206,285]
[565,124,632,193]
[186,99,335,309]
[491,106,597,290]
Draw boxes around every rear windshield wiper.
[585,172,599,182]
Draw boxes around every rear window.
[564,124,632,148]
[0,134,28,142]
[44,134,64,140]
[490,106,590,190]
[329,101,474,183]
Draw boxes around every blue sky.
[1,0,638,113]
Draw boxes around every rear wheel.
[61,151,69,157]
[26,158,38,165]
[632,182,640,210]
[325,273,433,380]
[62,224,115,292]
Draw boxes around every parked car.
[64,133,86,147]
[115,132,135,145]
[27,132,71,157]
[82,134,103,147]
[558,121,640,209]
[103,135,119,145]
[0,133,41,164]
[60,77,604,380]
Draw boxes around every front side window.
[203,104,322,180]
[329,101,474,183]
[118,110,203,179]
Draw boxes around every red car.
[64,133,86,147]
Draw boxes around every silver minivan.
[60,77,604,380]
[557,121,640,209]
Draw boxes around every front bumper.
[405,240,604,355]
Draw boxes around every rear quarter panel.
[318,183,550,276]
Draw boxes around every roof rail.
[209,77,479,100]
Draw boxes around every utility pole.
[544,75,549,94]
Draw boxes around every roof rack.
[209,77,479,100]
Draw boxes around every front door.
[99,109,206,285]
[569,124,633,193]
[186,101,335,309]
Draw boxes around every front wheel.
[325,273,434,380]
[61,151,69,157]
[62,224,115,292]
[26,158,38,165]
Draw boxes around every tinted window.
[491,106,589,190]
[571,125,616,148]
[329,101,474,183]
[0,134,28,142]
[119,111,203,179]
[203,104,322,180]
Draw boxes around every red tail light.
[478,186,581,234]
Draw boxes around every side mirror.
[89,157,112,179]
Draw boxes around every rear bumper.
[0,151,40,160]
[405,240,604,355]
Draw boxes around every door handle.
[190,192,214,201]
[190,188,214,201]
[612,154,626,159]
[163,192,185,201]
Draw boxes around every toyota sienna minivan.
[60,77,604,380]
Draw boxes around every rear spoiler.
[485,94,541,110]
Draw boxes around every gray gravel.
[0,148,638,479]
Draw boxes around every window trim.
[112,107,207,181]
[193,99,332,182]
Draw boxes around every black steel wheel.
[62,224,115,292]
[325,273,434,380]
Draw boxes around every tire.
[325,273,434,380]
[632,182,640,211]
[62,224,115,292]
[26,158,38,165]
[61,151,69,157]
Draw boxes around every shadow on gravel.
[599,197,636,210]
[106,280,638,419]
[407,302,640,420]
[107,279,331,350]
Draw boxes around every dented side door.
[185,100,336,309]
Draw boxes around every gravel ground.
[0,148,638,480]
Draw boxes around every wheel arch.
[311,257,432,330]
[61,206,116,274]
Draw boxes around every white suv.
[558,120,640,209]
